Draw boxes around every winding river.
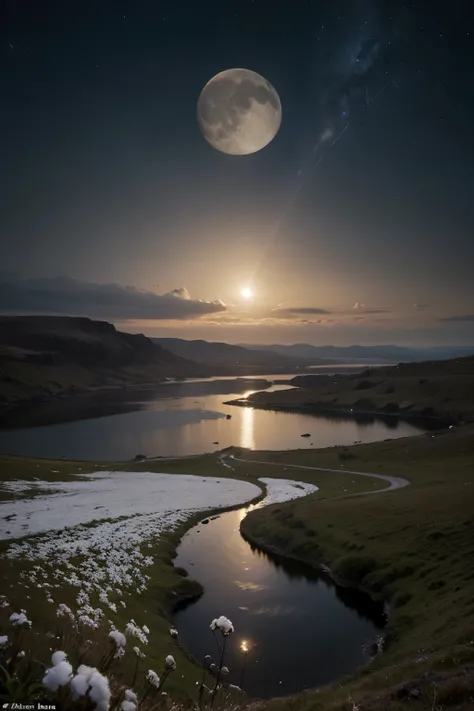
[173,471,390,699]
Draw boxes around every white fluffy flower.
[210,616,234,636]
[71,666,110,710]
[17,650,25,658]
[122,690,138,710]
[43,655,73,691]
[70,673,90,698]
[51,651,67,666]
[125,622,148,645]
[169,627,178,638]
[0,636,8,647]
[146,669,160,688]
[142,624,150,634]
[165,655,176,671]
[109,629,126,648]
[88,669,111,711]
[56,603,74,621]
[114,647,125,660]
[9,612,31,627]
[133,646,145,658]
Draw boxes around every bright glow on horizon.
[241,287,253,299]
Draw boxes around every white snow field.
[0,471,263,540]
[256,477,318,506]
[1,471,316,615]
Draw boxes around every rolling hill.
[152,337,333,370]
[0,316,213,413]
[238,342,474,364]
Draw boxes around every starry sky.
[1,0,473,346]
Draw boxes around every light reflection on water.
[0,375,429,460]
[173,507,387,699]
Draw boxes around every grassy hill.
[232,355,474,425]
[152,337,333,372]
[0,315,213,414]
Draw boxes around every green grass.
[241,425,474,710]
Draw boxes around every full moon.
[197,68,282,155]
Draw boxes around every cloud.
[0,276,226,321]
[270,306,331,317]
[438,314,474,323]
[413,303,428,309]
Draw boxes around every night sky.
[1,0,473,345]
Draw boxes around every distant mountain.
[237,343,474,364]
[152,338,333,369]
[0,316,212,411]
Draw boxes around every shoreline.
[0,376,275,430]
[224,397,457,428]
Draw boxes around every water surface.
[0,375,428,460]
[173,506,386,699]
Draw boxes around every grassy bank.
[229,356,474,427]
[241,424,474,710]
[0,456,267,705]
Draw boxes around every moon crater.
[197,68,282,155]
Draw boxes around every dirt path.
[225,454,410,495]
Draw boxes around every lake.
[173,504,387,699]
[0,375,428,460]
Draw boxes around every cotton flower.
[9,611,31,627]
[88,669,111,711]
[221,666,229,675]
[0,636,8,647]
[43,653,73,691]
[71,666,110,710]
[146,670,160,688]
[78,614,98,628]
[165,654,176,671]
[17,650,25,658]
[109,629,126,648]
[51,650,67,666]
[210,616,234,636]
[71,672,90,698]
[125,621,148,645]
[142,624,150,634]
[56,603,74,621]
[114,647,125,660]
[169,627,178,638]
[122,690,138,711]
[133,646,145,658]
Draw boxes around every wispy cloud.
[0,276,226,321]
[270,306,331,316]
[438,314,474,323]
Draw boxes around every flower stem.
[210,636,227,709]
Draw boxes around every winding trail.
[222,454,409,496]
